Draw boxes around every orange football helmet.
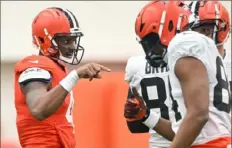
[135,1,190,67]
[188,1,230,46]
[163,1,190,45]
[32,7,84,65]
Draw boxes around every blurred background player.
[14,7,110,148]
[188,1,231,94]
[190,0,232,123]
[125,1,231,148]
[124,1,180,148]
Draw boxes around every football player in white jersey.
[168,2,231,147]
[124,2,171,147]
[125,56,170,148]
[124,1,231,148]
[124,1,186,148]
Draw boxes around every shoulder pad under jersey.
[18,67,51,84]
[168,31,215,70]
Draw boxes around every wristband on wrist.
[59,70,79,92]
[142,110,160,129]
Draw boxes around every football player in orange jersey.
[14,7,111,148]
[125,1,231,148]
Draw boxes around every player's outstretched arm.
[170,57,209,148]
[124,88,174,140]
[20,63,111,121]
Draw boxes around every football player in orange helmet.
[124,0,190,142]
[125,1,231,148]
[124,2,179,147]
[133,1,188,68]
[189,1,232,95]
[134,1,168,68]
[14,7,110,148]
[188,1,230,56]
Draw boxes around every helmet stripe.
[66,9,79,28]
[189,1,200,17]
[52,7,78,29]
[158,10,166,38]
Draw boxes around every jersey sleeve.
[14,55,55,74]
[125,57,136,84]
[125,57,144,89]
[168,32,211,71]
[19,67,52,85]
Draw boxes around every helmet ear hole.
[221,23,227,31]
[168,20,174,32]
[38,37,45,44]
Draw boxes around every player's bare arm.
[21,63,110,121]
[152,117,174,141]
[170,57,209,148]
[22,81,68,121]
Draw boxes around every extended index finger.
[95,64,111,72]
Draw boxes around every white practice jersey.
[125,56,173,148]
[168,31,231,146]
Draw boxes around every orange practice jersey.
[14,55,75,148]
